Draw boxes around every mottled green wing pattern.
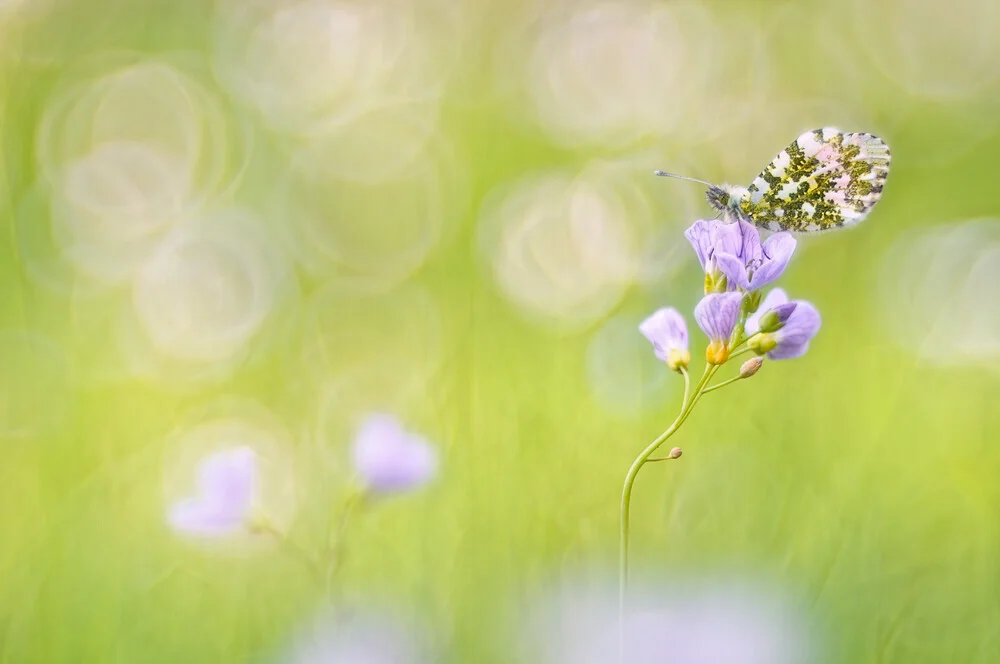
[738,128,891,233]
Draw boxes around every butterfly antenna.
[652,171,715,188]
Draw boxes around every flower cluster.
[641,217,821,370]
[168,413,438,541]
[166,412,438,595]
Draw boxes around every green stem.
[323,490,365,595]
[645,453,682,463]
[727,346,757,361]
[256,521,323,581]
[701,373,745,395]
[619,364,716,660]
[618,291,759,660]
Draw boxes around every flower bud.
[666,348,691,372]
[705,339,729,365]
[668,447,682,459]
[748,333,777,355]
[756,310,783,334]
[739,356,763,378]
[704,270,728,294]
[744,290,763,314]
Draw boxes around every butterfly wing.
[740,127,890,232]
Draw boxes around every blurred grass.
[2,0,1000,662]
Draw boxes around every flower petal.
[749,233,796,289]
[712,218,759,261]
[694,292,743,342]
[767,339,811,360]
[684,220,720,270]
[714,252,750,290]
[168,446,257,537]
[353,413,438,494]
[168,498,245,535]
[745,288,789,336]
[197,446,257,513]
[639,307,688,361]
[769,301,821,360]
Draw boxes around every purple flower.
[694,292,742,364]
[352,414,437,494]
[282,608,429,664]
[685,219,742,292]
[168,446,257,537]
[689,217,796,292]
[639,307,689,371]
[746,289,822,360]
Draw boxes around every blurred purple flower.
[696,218,795,292]
[521,575,816,664]
[353,414,437,494]
[639,307,689,371]
[168,446,256,536]
[694,292,742,365]
[746,289,822,360]
[282,607,430,664]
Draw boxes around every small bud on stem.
[668,447,682,459]
[739,356,763,378]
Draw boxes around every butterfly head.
[706,184,749,222]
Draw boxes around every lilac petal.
[712,218,759,262]
[714,252,751,290]
[748,233,796,290]
[198,446,256,512]
[769,301,821,360]
[694,292,743,342]
[745,288,789,336]
[168,498,244,535]
[767,340,811,360]
[169,446,257,536]
[769,302,799,325]
[639,308,688,361]
[734,218,762,263]
[353,413,438,494]
[684,220,719,270]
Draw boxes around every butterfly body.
[700,127,891,233]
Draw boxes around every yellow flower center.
[705,340,729,365]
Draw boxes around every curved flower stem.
[618,364,717,661]
[701,373,745,395]
[323,490,366,596]
[256,520,324,581]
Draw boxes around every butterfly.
[656,128,891,233]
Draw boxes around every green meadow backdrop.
[1,0,999,662]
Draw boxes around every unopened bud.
[739,356,763,378]
[705,340,729,365]
[748,333,777,355]
[744,290,763,314]
[756,309,784,334]
[668,447,682,459]
[704,270,728,294]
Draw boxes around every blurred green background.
[1,0,1000,661]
